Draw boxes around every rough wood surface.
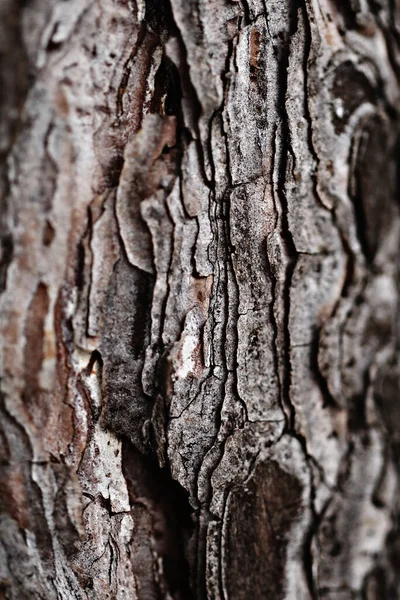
[1,0,400,598]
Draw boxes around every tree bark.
[1,0,400,598]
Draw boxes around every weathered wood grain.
[1,0,400,598]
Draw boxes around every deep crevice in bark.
[122,443,195,600]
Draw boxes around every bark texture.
[1,0,400,598]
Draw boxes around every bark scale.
[1,0,400,599]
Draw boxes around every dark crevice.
[75,235,86,292]
[85,349,103,376]
[274,0,301,433]
[348,369,370,431]
[122,441,195,600]
[0,234,13,294]
[0,0,29,296]
[334,0,358,32]
[82,204,95,339]
[150,56,182,117]
[145,0,178,42]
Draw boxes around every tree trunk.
[1,0,400,598]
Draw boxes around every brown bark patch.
[23,282,49,406]
[224,459,303,599]
[250,28,261,83]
